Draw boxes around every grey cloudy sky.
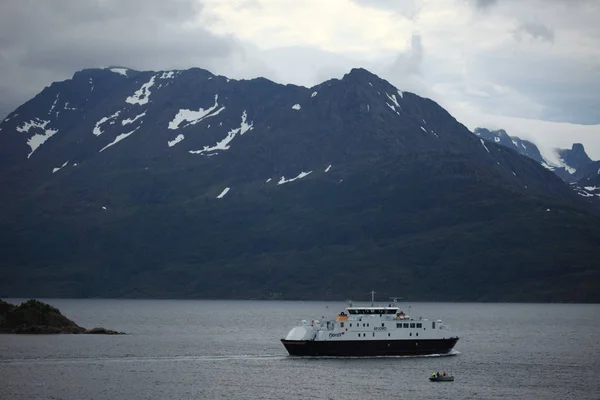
[1,0,599,157]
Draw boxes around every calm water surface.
[1,299,599,399]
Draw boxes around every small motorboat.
[429,372,454,382]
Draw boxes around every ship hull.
[281,337,459,357]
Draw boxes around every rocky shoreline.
[0,299,125,334]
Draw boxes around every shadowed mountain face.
[1,67,599,302]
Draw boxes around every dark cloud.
[475,0,498,11]
[513,22,555,42]
[0,0,255,118]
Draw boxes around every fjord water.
[1,300,599,400]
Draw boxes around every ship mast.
[370,290,375,306]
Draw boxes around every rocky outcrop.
[0,299,125,334]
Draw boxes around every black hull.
[281,337,459,357]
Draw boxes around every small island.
[0,299,125,334]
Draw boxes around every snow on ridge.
[397,90,403,99]
[93,110,121,136]
[325,165,332,172]
[278,171,312,185]
[189,110,253,155]
[217,187,230,199]
[512,139,518,148]
[52,161,69,173]
[266,178,272,183]
[168,94,225,130]
[494,137,500,143]
[122,111,146,125]
[99,126,140,152]
[420,126,427,132]
[159,71,175,79]
[126,75,156,105]
[292,104,301,110]
[110,68,128,76]
[480,138,491,153]
[311,91,318,97]
[168,134,185,147]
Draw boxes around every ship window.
[396,323,401,328]
[373,332,375,337]
[410,332,412,336]
[417,323,422,328]
[381,323,385,327]
[410,323,416,328]
[358,333,360,337]
[388,333,391,337]
[432,321,436,329]
[367,323,370,327]
[416,332,419,336]
[403,323,409,328]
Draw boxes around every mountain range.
[1,66,599,302]
[474,127,600,201]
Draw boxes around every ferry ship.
[281,293,459,357]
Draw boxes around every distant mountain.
[474,128,544,164]
[1,67,599,302]
[474,128,600,189]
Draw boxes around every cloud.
[0,0,261,118]
[513,22,555,42]
[350,0,421,20]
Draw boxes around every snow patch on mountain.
[292,104,301,110]
[325,165,332,172]
[278,171,312,185]
[168,134,185,147]
[386,92,400,108]
[420,126,426,132]
[168,95,225,130]
[49,94,59,115]
[266,178,272,183]
[93,111,121,136]
[110,68,128,76]
[311,91,318,97]
[99,126,140,152]
[217,187,230,199]
[64,102,77,111]
[52,161,69,173]
[122,112,146,126]
[126,75,156,105]
[189,110,253,155]
[16,118,59,158]
[480,139,491,153]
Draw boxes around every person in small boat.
[432,372,436,377]
[442,372,446,377]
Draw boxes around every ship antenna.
[370,290,375,307]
